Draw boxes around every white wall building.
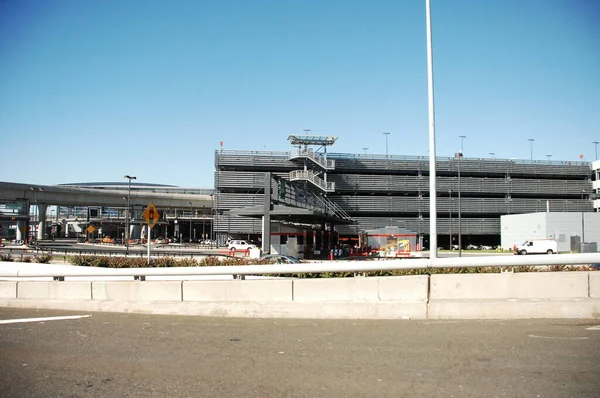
[501,212,600,252]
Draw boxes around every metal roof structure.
[287,135,338,146]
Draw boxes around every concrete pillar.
[16,221,24,240]
[37,204,47,240]
[131,224,141,240]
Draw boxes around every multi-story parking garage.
[214,136,593,249]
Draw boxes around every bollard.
[329,250,334,261]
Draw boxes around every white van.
[514,239,557,255]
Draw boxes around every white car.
[227,240,257,251]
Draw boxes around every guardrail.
[0,246,225,260]
[1,253,599,279]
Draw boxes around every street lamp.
[528,138,534,163]
[383,132,390,158]
[30,187,44,242]
[489,152,495,160]
[459,135,466,153]
[454,151,463,257]
[124,175,136,254]
[449,189,452,250]
[188,201,193,244]
[594,142,599,161]
[582,189,586,249]
[362,147,368,156]
[546,154,552,163]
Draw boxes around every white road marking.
[585,325,600,331]
[0,315,91,325]
[528,334,588,340]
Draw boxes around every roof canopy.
[287,135,338,146]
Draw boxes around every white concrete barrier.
[17,281,92,300]
[0,281,17,298]
[430,272,589,300]
[183,280,293,302]
[92,281,182,302]
[590,272,600,299]
[293,276,428,302]
[428,299,600,320]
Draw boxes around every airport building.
[214,136,594,249]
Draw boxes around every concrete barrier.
[590,272,600,298]
[1,272,598,320]
[17,281,91,300]
[430,272,589,300]
[183,280,293,302]
[428,299,600,320]
[92,281,182,302]
[293,276,428,302]
[0,281,17,298]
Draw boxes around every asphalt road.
[1,308,599,397]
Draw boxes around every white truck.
[514,239,558,255]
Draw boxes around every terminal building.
[1,135,597,253]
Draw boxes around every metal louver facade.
[214,149,592,246]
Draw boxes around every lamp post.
[383,132,390,158]
[188,201,193,244]
[459,135,466,153]
[454,151,463,257]
[489,152,495,160]
[449,189,452,251]
[528,138,534,163]
[124,175,136,254]
[594,142,599,161]
[30,187,44,242]
[362,147,368,156]
[582,189,586,249]
[546,154,552,164]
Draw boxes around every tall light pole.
[362,147,369,156]
[425,0,439,258]
[528,138,534,163]
[188,201,193,244]
[459,135,466,153]
[124,175,136,254]
[594,142,599,161]
[383,132,390,158]
[454,151,463,257]
[581,189,586,249]
[489,152,495,160]
[546,154,552,163]
[449,189,452,250]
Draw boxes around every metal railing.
[289,148,335,170]
[1,253,599,278]
[289,170,335,192]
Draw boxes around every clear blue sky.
[1,0,598,188]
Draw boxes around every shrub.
[0,253,13,262]
[34,254,53,264]
[152,257,180,268]
[69,255,109,267]
[20,255,32,263]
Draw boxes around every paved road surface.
[1,308,599,397]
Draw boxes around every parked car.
[466,244,480,250]
[480,245,493,250]
[227,240,257,251]
[260,254,301,264]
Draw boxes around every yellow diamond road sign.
[143,202,160,229]
[87,225,95,233]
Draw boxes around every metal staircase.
[289,148,335,170]
[289,170,335,193]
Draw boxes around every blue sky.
[1,0,598,188]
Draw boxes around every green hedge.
[65,255,597,277]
